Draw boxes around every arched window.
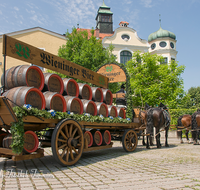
[120,51,132,65]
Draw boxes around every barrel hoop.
[13,65,23,87]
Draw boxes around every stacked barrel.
[1,65,126,148]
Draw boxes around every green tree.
[181,87,200,108]
[57,27,116,73]
[126,51,185,108]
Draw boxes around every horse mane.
[176,115,184,139]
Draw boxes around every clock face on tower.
[170,42,174,49]
[151,43,156,50]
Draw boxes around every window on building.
[120,51,132,65]
[160,57,168,64]
[101,15,110,22]
[171,58,175,62]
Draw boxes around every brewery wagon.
[0,35,145,166]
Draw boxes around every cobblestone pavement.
[1,131,200,190]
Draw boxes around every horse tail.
[192,112,198,140]
[176,115,183,139]
[146,108,154,136]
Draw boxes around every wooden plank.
[83,142,113,152]
[23,116,59,124]
[12,149,44,161]
[0,148,22,156]
[3,35,108,88]
[0,97,18,126]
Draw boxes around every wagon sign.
[2,35,108,88]
[97,63,126,83]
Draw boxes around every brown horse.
[139,110,147,145]
[191,109,200,144]
[176,115,192,143]
[146,103,170,149]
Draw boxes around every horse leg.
[156,128,161,148]
[185,129,189,144]
[142,129,146,146]
[165,127,169,147]
[146,134,150,149]
[180,131,183,143]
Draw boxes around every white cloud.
[13,7,19,11]
[140,0,153,8]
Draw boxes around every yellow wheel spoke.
[70,148,74,160]
[66,148,69,162]
[58,138,67,143]
[69,124,73,136]
[72,128,78,138]
[61,147,68,158]
[58,144,67,150]
[64,125,69,138]
[72,147,78,155]
[60,130,68,140]
[74,135,81,140]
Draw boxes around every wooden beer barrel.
[95,102,108,117]
[102,89,113,105]
[90,129,103,146]
[0,131,8,147]
[63,78,79,97]
[1,65,44,90]
[2,86,46,110]
[107,105,117,117]
[78,83,92,100]
[43,91,66,112]
[91,87,103,102]
[3,131,39,153]
[81,99,97,116]
[43,73,64,94]
[23,131,39,153]
[63,96,83,114]
[117,107,126,119]
[84,131,93,147]
[100,130,111,145]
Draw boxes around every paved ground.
[1,130,200,190]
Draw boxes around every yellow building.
[0,27,66,80]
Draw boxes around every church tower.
[148,16,177,64]
[95,0,113,34]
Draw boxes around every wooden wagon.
[0,96,145,166]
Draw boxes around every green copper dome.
[148,26,176,42]
[97,1,113,14]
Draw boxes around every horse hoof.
[165,144,169,147]
[180,140,183,143]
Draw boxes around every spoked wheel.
[51,119,84,166]
[122,129,138,152]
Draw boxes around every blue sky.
[0,0,199,92]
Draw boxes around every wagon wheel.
[51,119,84,166]
[122,129,138,152]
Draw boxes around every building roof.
[97,1,113,15]
[148,26,176,42]
[77,28,113,40]
[0,27,66,40]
